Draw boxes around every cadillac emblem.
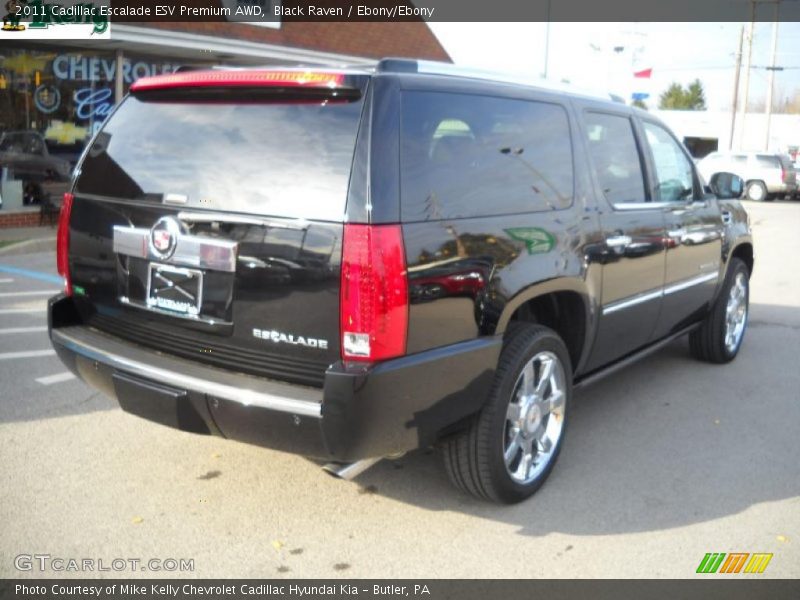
[148,216,182,259]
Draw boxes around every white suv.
[698,151,797,201]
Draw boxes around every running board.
[574,323,700,391]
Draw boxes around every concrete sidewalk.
[0,226,56,256]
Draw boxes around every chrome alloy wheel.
[725,271,748,354]
[503,351,566,485]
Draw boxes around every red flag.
[634,68,653,79]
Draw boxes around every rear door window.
[75,89,366,221]
[400,92,574,221]
[755,154,781,169]
[582,112,647,206]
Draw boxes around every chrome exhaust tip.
[322,457,381,481]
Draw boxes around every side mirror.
[709,172,744,200]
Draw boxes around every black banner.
[3,580,800,600]
[7,0,800,24]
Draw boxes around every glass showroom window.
[0,47,182,209]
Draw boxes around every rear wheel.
[443,324,571,503]
[745,180,768,202]
[689,258,749,363]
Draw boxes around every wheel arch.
[496,278,594,374]
[730,241,754,276]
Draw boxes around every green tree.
[658,80,707,110]
[658,83,686,109]
[685,79,707,110]
[632,99,648,110]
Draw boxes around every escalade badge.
[253,328,329,350]
[149,216,182,259]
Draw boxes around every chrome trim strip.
[112,226,238,273]
[602,272,719,315]
[663,271,718,295]
[177,211,309,230]
[52,328,322,418]
[112,226,147,259]
[602,288,663,315]
[613,201,675,211]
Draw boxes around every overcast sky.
[428,22,800,110]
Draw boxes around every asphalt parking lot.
[0,201,798,579]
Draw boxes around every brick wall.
[0,211,45,229]
[138,21,451,62]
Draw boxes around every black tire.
[443,324,572,503]
[689,258,749,364]
[745,180,768,202]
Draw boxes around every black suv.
[49,59,753,503]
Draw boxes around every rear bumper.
[49,295,501,462]
[768,182,797,194]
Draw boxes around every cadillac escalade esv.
[48,59,753,503]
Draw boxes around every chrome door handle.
[606,235,632,249]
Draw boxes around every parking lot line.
[0,350,56,361]
[0,327,48,335]
[0,264,62,285]
[0,290,59,298]
[0,278,13,283]
[0,307,47,314]
[35,372,76,386]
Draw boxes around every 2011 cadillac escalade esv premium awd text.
[48,60,753,503]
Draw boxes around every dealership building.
[653,109,800,159]
[0,19,450,226]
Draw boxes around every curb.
[0,237,56,257]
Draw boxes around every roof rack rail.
[376,58,624,103]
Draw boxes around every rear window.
[755,154,781,169]
[400,91,574,221]
[75,89,366,221]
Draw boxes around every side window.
[400,92,574,221]
[0,133,24,153]
[583,112,647,206]
[755,154,780,169]
[642,121,695,202]
[24,134,45,156]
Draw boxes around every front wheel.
[689,258,749,363]
[745,181,768,202]
[443,324,572,503]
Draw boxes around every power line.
[645,64,800,72]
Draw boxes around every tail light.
[131,70,345,92]
[781,167,788,183]
[340,224,408,362]
[56,192,74,296]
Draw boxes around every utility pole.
[764,2,780,151]
[738,1,757,150]
[543,0,551,79]
[728,26,744,150]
